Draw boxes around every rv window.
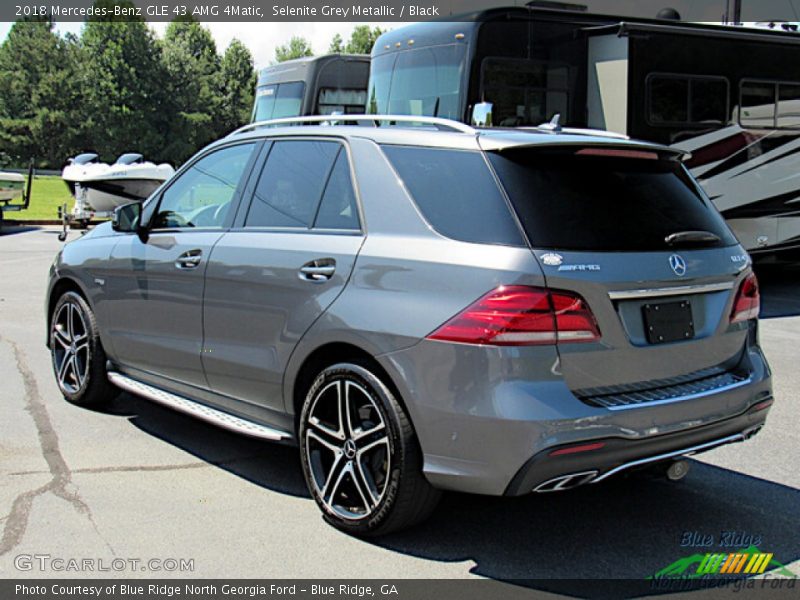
[740,81,800,129]
[252,82,305,122]
[647,74,728,126]
[488,149,737,252]
[740,82,776,128]
[317,88,368,115]
[777,83,800,128]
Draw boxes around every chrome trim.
[534,470,598,493]
[591,433,745,483]
[608,281,734,300]
[602,376,752,411]
[108,372,290,441]
[230,114,477,136]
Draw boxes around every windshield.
[252,81,305,122]
[488,149,738,252]
[367,44,466,119]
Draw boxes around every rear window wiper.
[665,230,722,247]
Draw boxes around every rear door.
[487,145,750,394]
[202,138,364,410]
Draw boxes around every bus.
[368,6,800,258]
[252,54,370,122]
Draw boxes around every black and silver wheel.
[299,362,440,536]
[50,291,115,406]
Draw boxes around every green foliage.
[274,36,313,63]
[328,33,344,54]
[344,26,384,55]
[0,1,257,169]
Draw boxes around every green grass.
[6,175,73,221]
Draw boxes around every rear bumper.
[504,399,770,495]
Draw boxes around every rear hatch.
[485,144,752,400]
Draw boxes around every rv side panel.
[586,34,629,134]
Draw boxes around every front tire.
[50,291,115,406]
[299,362,440,536]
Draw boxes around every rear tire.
[299,362,440,536]
[50,291,116,406]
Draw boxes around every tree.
[159,18,221,162]
[345,26,384,55]
[0,18,81,166]
[218,39,256,133]
[328,33,344,54]
[80,1,170,162]
[274,36,313,62]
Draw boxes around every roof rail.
[228,114,477,137]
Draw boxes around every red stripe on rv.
[683,132,766,169]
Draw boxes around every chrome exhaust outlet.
[534,470,598,493]
[666,459,691,481]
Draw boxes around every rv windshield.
[252,81,305,122]
[368,45,466,119]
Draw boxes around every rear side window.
[488,150,737,252]
[246,140,339,228]
[381,146,524,246]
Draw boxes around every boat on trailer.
[59,152,174,240]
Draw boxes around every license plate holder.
[642,300,695,344]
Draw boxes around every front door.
[105,141,259,388]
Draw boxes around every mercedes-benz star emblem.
[669,254,687,277]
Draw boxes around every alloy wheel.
[51,301,90,395]
[304,378,392,520]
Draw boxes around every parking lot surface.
[1,225,798,585]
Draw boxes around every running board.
[108,372,291,441]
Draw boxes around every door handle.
[299,259,336,282]
[175,249,203,270]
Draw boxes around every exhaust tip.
[666,459,691,481]
[534,470,598,492]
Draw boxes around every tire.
[299,362,440,536]
[50,291,116,406]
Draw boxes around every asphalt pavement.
[0,225,798,588]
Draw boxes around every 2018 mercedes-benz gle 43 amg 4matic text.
[47,115,772,535]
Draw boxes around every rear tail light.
[730,272,760,323]
[427,285,600,346]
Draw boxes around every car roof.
[222,121,686,158]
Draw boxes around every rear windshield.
[488,149,738,252]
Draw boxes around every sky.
[0,21,398,69]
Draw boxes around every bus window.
[647,74,728,126]
[368,45,466,119]
[317,88,368,114]
[252,82,305,121]
[480,58,569,126]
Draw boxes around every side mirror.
[471,102,493,127]
[112,202,142,234]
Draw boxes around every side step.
[108,372,291,442]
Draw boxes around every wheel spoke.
[66,305,75,340]
[57,351,72,385]
[307,428,342,455]
[353,420,385,442]
[348,462,373,511]
[322,456,348,505]
[53,328,71,349]
[72,355,86,387]
[357,435,390,457]
[354,458,379,507]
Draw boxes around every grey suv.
[46,116,772,535]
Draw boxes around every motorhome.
[369,6,800,257]
[252,54,370,122]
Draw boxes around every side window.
[313,150,359,230]
[152,143,255,230]
[647,74,728,126]
[381,145,524,246]
[245,140,339,228]
[741,80,800,129]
